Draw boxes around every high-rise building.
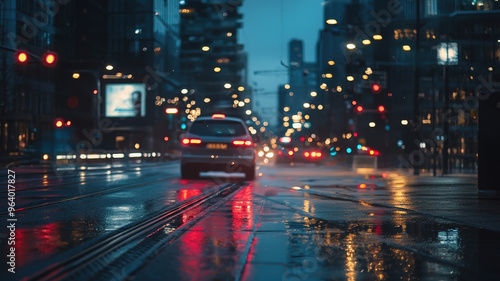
[279,39,320,137]
[179,0,247,117]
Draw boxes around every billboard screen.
[105,83,146,117]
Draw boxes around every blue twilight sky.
[238,0,325,123]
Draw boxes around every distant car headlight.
[258,151,264,157]
[265,152,274,158]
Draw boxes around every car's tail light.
[305,151,323,158]
[182,138,202,145]
[212,114,226,119]
[288,150,294,156]
[232,140,252,146]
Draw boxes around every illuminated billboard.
[105,83,146,117]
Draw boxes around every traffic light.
[55,119,71,128]
[371,83,381,93]
[377,105,385,113]
[15,51,29,65]
[356,105,363,112]
[14,50,58,67]
[41,51,58,67]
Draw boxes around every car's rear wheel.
[245,165,256,181]
[181,165,198,179]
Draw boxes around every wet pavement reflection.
[134,165,498,281]
[0,168,221,278]
[2,163,497,281]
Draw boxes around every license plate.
[207,143,227,149]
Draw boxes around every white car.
[180,114,256,180]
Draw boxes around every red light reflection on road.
[176,185,255,280]
[11,223,61,267]
[177,189,202,201]
[232,186,253,231]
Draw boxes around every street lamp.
[326,19,337,25]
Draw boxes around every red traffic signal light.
[55,119,71,127]
[378,105,385,112]
[15,51,29,65]
[371,83,381,93]
[356,105,363,112]
[42,51,58,67]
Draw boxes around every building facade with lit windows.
[318,0,381,156]
[0,0,182,164]
[384,0,500,172]
[104,0,181,153]
[0,0,58,163]
[52,0,181,156]
[179,0,248,119]
[318,0,499,170]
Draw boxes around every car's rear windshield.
[189,120,247,137]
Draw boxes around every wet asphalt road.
[1,160,498,281]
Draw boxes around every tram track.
[0,175,180,216]
[0,161,176,193]
[22,181,246,281]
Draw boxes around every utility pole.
[413,0,421,175]
[442,65,449,174]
